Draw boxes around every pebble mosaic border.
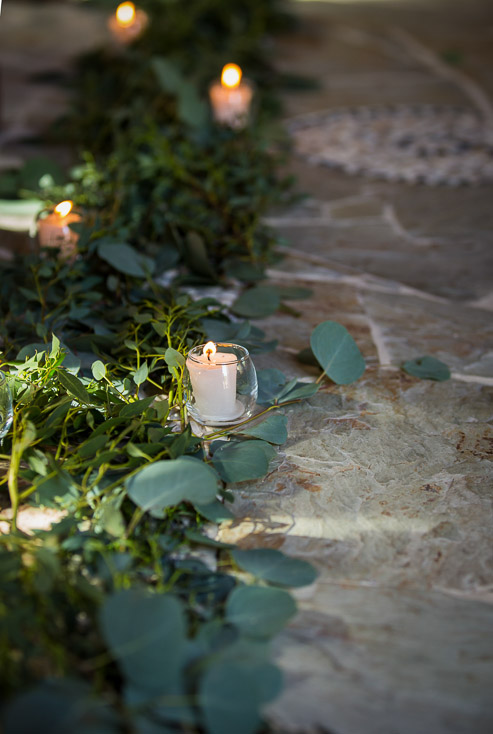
[288,105,493,186]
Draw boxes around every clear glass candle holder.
[0,371,13,442]
[185,343,258,426]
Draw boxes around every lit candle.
[209,63,254,129]
[186,341,242,422]
[108,1,148,45]
[37,200,81,257]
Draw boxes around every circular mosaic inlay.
[289,106,493,186]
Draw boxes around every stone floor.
[2,1,493,733]
[223,2,493,732]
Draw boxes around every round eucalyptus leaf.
[402,355,450,381]
[212,642,283,704]
[100,590,186,692]
[91,360,106,381]
[240,414,288,445]
[193,499,234,523]
[231,286,280,319]
[126,458,219,517]
[231,548,318,588]
[165,347,185,368]
[211,440,270,483]
[133,362,148,386]
[2,680,118,734]
[256,368,287,405]
[199,662,262,734]
[226,585,297,639]
[310,320,365,385]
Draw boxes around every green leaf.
[279,286,312,301]
[178,83,208,128]
[193,499,234,523]
[126,457,219,518]
[226,585,297,639]
[133,362,148,386]
[256,369,318,406]
[212,640,283,703]
[34,471,77,507]
[120,396,156,418]
[277,381,319,403]
[61,350,81,375]
[165,347,185,369]
[97,242,155,278]
[184,232,216,280]
[126,442,152,460]
[225,261,266,283]
[100,590,186,692]
[231,549,318,588]
[232,286,280,319]
[211,440,272,483]
[134,312,153,324]
[402,355,451,381]
[240,414,287,444]
[152,57,184,94]
[99,500,125,537]
[184,529,234,549]
[153,398,169,422]
[256,368,286,404]
[2,681,118,734]
[57,369,94,405]
[78,434,109,459]
[310,320,365,385]
[50,333,60,359]
[199,662,263,734]
[91,360,106,381]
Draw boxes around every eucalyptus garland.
[0,3,351,733]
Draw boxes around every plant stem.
[125,508,143,538]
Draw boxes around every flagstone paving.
[218,1,493,732]
[1,1,493,733]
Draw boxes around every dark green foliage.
[0,2,324,732]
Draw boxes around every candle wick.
[207,351,212,361]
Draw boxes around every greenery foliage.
[0,2,366,732]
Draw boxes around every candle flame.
[54,200,73,217]
[203,341,216,361]
[221,63,242,89]
[116,1,136,27]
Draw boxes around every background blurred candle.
[108,1,148,45]
[209,63,254,129]
[186,342,240,422]
[38,200,80,257]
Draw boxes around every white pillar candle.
[108,1,148,45]
[37,200,80,258]
[186,342,242,422]
[209,63,254,129]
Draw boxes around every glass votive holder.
[185,343,258,427]
[208,65,255,130]
[36,201,81,260]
